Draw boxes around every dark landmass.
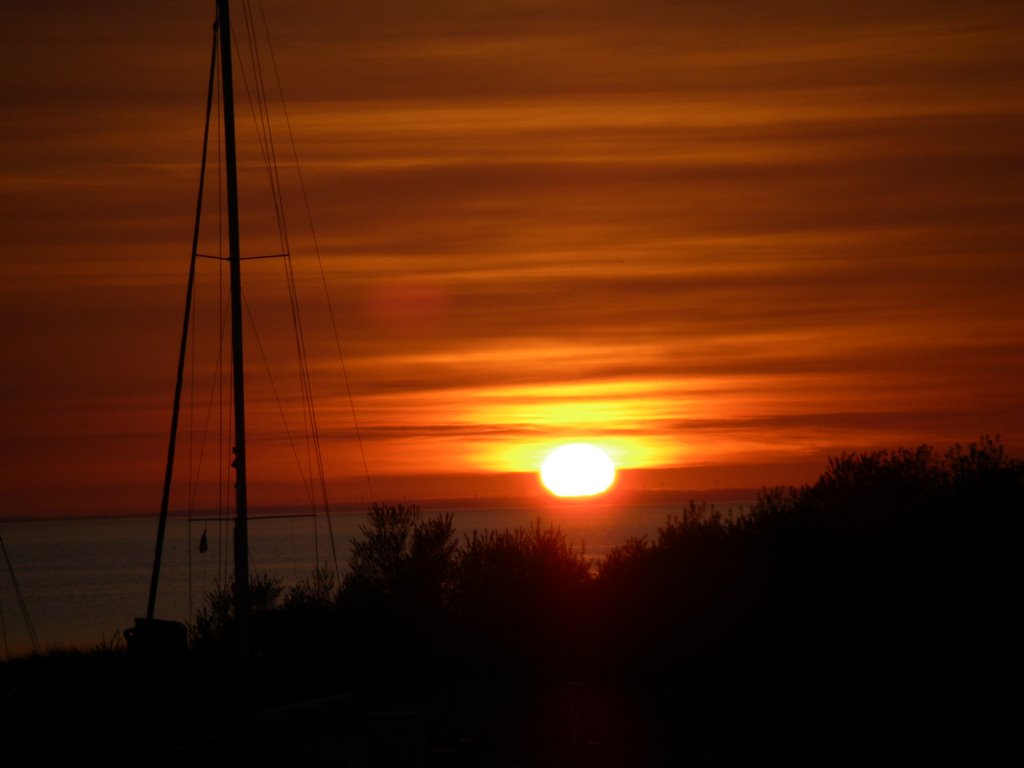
[1,438,1020,766]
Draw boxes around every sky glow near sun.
[1,0,1022,516]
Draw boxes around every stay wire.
[241,291,322,526]
[232,10,288,252]
[0,598,9,661]
[0,536,40,655]
[146,19,218,622]
[240,6,329,567]
[245,3,347,577]
[187,306,231,515]
[243,0,290,253]
[242,1,324,527]
[256,0,377,505]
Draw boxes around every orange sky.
[2,0,1022,517]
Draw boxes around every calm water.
[0,500,751,659]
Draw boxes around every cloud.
[2,0,1022,514]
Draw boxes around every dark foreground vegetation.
[2,438,1021,766]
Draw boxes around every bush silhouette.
[336,503,459,700]
[586,439,1022,761]
[7,438,1017,765]
[343,503,457,604]
[454,521,591,677]
[190,571,285,646]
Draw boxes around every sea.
[0,499,753,660]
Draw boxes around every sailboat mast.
[217,0,252,681]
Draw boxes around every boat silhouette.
[126,1,348,699]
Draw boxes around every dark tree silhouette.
[2,438,1019,766]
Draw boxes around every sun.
[540,443,616,498]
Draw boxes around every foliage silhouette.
[454,521,591,678]
[282,565,340,611]
[2,438,1020,766]
[344,502,458,605]
[190,571,285,645]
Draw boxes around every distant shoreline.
[0,487,761,523]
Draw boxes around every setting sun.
[540,443,616,497]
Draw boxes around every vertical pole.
[0,536,40,655]
[217,0,252,698]
[146,22,220,623]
